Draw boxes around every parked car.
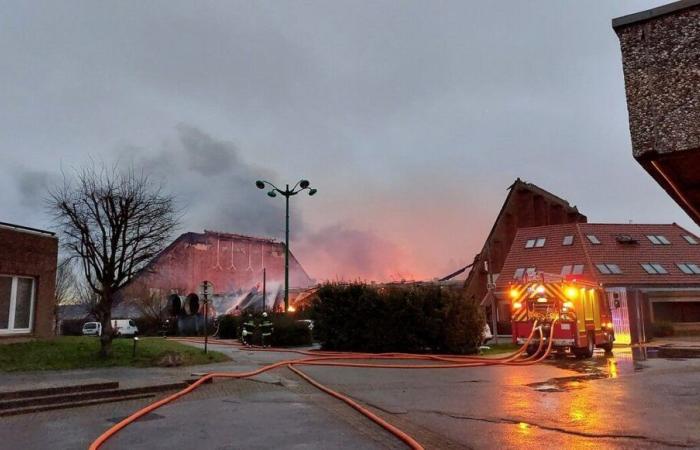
[112,319,139,337]
[481,324,493,345]
[296,319,314,331]
[82,321,102,336]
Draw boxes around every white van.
[112,319,138,337]
[82,321,102,336]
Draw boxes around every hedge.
[216,313,312,347]
[311,282,484,354]
[217,315,241,339]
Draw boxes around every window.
[525,238,545,248]
[683,235,699,245]
[647,235,671,245]
[0,276,35,334]
[596,263,622,275]
[677,263,700,274]
[606,264,622,274]
[561,264,584,275]
[641,263,668,274]
[525,267,537,278]
[586,235,601,244]
[514,268,525,279]
[562,235,574,246]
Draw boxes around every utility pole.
[200,280,211,354]
[262,268,266,312]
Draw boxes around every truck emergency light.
[565,286,579,299]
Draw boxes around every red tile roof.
[495,223,700,290]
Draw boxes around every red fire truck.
[508,273,614,358]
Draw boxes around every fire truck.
[508,273,614,358]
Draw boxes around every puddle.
[641,347,700,360]
[535,346,700,392]
[527,373,608,392]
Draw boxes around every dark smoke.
[130,124,303,239]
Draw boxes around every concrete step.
[0,382,187,416]
[0,393,157,417]
[0,381,119,401]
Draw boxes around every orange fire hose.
[89,321,553,450]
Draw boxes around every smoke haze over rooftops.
[1,0,698,282]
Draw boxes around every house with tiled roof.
[492,222,700,343]
[457,179,586,334]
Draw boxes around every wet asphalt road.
[1,344,699,449]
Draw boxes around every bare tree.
[49,163,179,356]
[132,286,168,326]
[54,257,77,334]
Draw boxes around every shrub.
[652,320,675,338]
[60,319,86,336]
[311,282,485,354]
[217,315,240,339]
[133,318,160,336]
[270,315,313,347]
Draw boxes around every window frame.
[524,239,536,249]
[534,238,546,248]
[0,275,36,335]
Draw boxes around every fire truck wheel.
[525,344,539,356]
[599,340,613,353]
[573,332,595,359]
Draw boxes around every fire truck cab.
[508,273,614,358]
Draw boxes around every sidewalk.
[642,336,700,350]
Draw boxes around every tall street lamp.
[255,179,317,313]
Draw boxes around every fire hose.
[89,320,556,450]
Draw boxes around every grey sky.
[1,0,695,281]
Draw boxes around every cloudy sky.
[2,0,695,282]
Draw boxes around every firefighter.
[241,313,255,346]
[260,312,273,348]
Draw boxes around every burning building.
[613,1,700,225]
[117,230,314,329]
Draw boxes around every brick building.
[118,230,314,317]
[460,179,586,334]
[0,222,58,339]
[494,222,700,343]
[614,1,700,225]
